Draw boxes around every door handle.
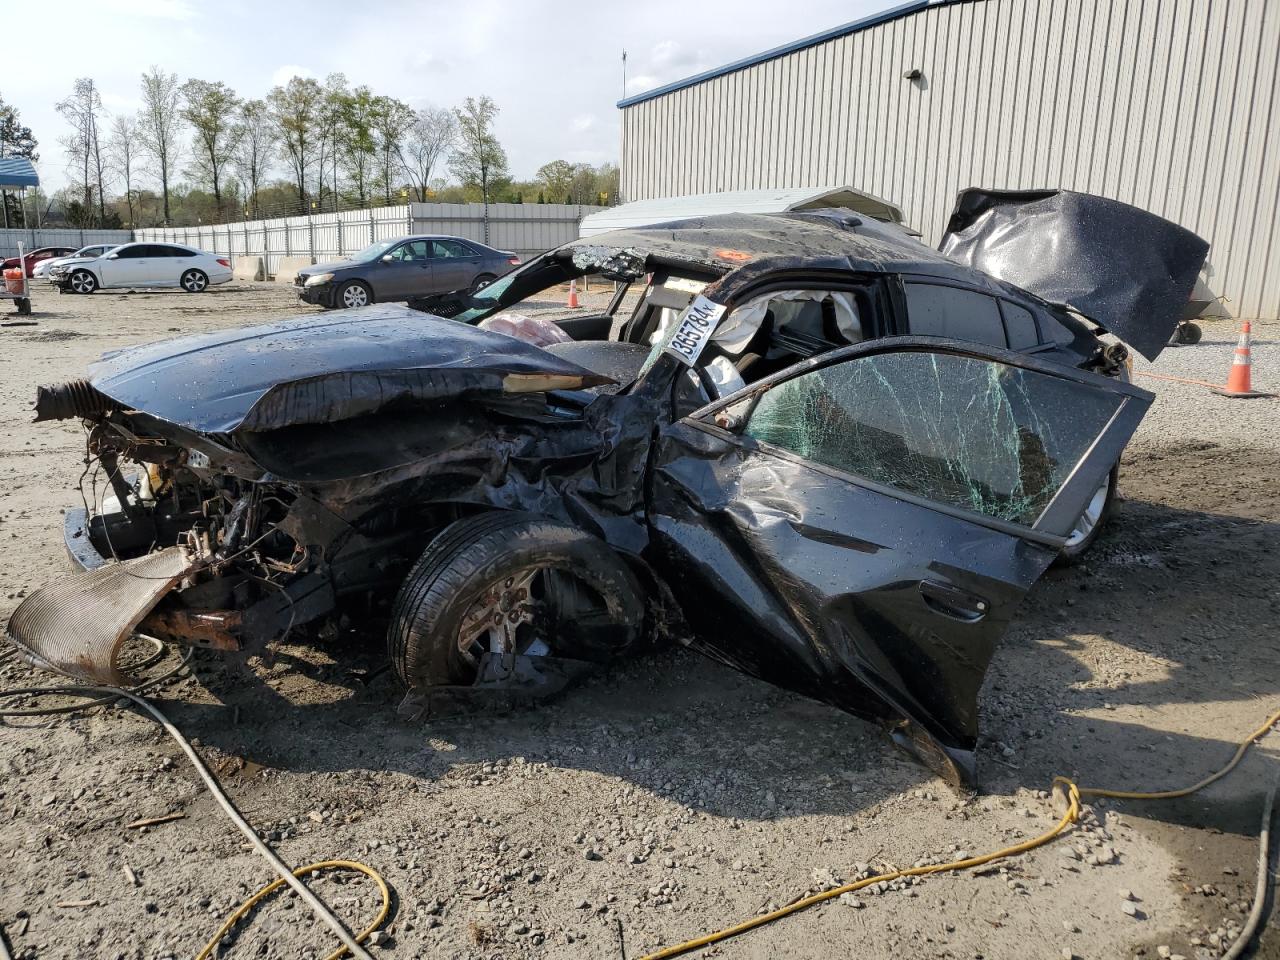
[919,579,989,622]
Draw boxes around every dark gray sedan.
[295,235,518,308]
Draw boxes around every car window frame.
[675,335,1149,546]
[998,298,1046,351]
[431,238,478,259]
[900,277,1009,348]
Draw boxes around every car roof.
[559,210,1030,299]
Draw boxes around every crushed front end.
[13,379,337,681]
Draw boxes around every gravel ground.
[0,288,1278,960]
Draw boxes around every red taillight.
[508,257,520,265]
[217,258,231,268]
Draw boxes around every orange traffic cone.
[566,279,580,309]
[1212,320,1274,398]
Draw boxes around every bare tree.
[266,76,323,212]
[450,96,509,234]
[138,66,183,223]
[107,114,141,227]
[180,79,242,219]
[398,106,456,202]
[56,78,109,225]
[234,99,275,219]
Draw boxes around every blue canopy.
[0,157,38,189]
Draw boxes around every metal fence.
[0,227,133,259]
[135,202,603,277]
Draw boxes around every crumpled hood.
[86,304,612,434]
[300,259,356,276]
[939,189,1209,361]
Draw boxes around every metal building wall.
[619,0,1280,319]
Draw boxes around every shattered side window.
[742,351,1123,527]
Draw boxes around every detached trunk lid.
[939,189,1209,361]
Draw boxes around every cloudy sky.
[7,0,896,191]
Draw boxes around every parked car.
[33,243,118,280]
[294,235,519,309]
[48,242,232,294]
[1,245,78,278]
[10,190,1204,787]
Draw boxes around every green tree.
[138,66,184,223]
[0,94,38,160]
[450,96,509,220]
[180,79,242,219]
[535,159,574,204]
[338,85,377,204]
[266,76,323,212]
[370,95,414,203]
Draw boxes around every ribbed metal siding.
[620,0,1280,319]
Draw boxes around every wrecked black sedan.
[8,189,1204,786]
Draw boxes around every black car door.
[373,240,433,300]
[430,238,484,292]
[646,338,1151,785]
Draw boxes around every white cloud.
[270,64,315,87]
[105,0,198,19]
[649,39,700,69]
[9,0,897,190]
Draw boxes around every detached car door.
[647,338,1151,785]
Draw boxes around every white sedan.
[33,243,118,280]
[50,242,233,294]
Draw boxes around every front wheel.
[334,280,372,309]
[69,270,97,295]
[1055,464,1119,565]
[180,269,209,293]
[387,512,646,689]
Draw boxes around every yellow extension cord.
[196,860,391,960]
[638,706,1280,960]
[200,707,1279,959]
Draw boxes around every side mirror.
[381,254,394,263]
[106,253,119,260]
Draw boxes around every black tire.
[333,280,372,309]
[1181,321,1203,344]
[69,269,97,295]
[180,268,209,293]
[469,273,496,294]
[1054,463,1119,566]
[387,511,645,689]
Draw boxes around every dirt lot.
[1,284,1278,960]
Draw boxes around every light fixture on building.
[903,68,923,80]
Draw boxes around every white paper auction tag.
[662,295,726,367]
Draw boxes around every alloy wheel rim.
[344,286,368,307]
[72,273,92,293]
[1065,475,1111,548]
[183,271,206,292]
[456,567,548,666]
